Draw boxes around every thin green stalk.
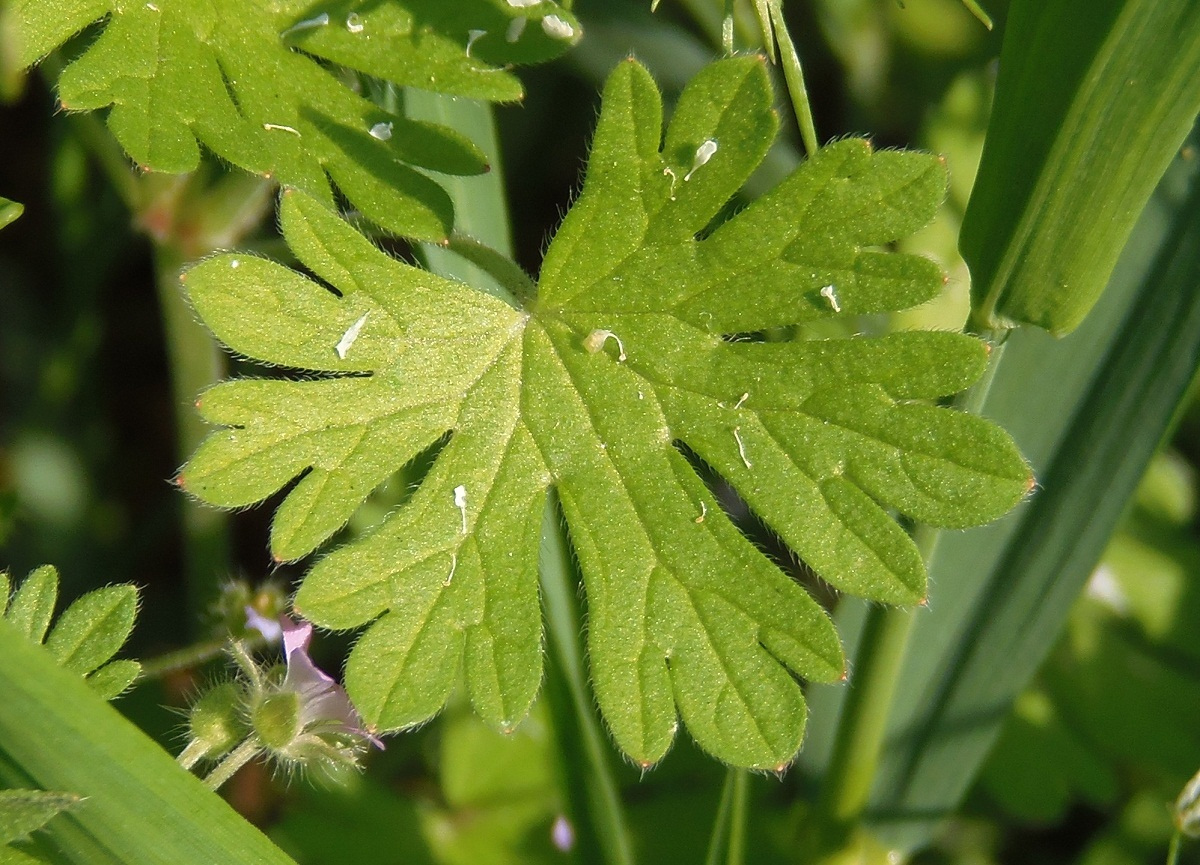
[703,769,737,865]
[959,0,994,30]
[139,637,229,679]
[811,339,1007,850]
[813,603,917,845]
[202,737,261,791]
[1167,832,1183,865]
[155,245,230,629]
[176,738,211,772]
[727,769,749,865]
[540,495,635,865]
[722,0,736,54]
[768,3,819,158]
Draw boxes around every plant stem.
[1167,832,1183,865]
[768,3,820,158]
[140,637,230,679]
[176,739,210,772]
[155,245,231,630]
[959,0,994,30]
[202,737,261,791]
[540,495,636,865]
[812,337,1007,850]
[703,769,737,865]
[813,601,917,846]
[727,769,749,865]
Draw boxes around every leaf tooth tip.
[771,762,790,779]
[1024,473,1038,494]
[839,666,849,683]
[173,473,187,489]
[918,596,929,608]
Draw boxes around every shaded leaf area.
[2,565,141,700]
[0,790,81,847]
[12,0,580,240]
[179,58,1029,769]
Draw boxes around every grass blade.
[0,619,296,864]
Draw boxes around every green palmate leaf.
[0,790,81,846]
[13,0,580,240]
[3,566,141,698]
[180,57,1029,769]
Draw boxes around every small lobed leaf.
[85,660,142,700]
[13,0,580,240]
[182,57,1029,770]
[5,566,58,644]
[0,789,81,846]
[45,585,139,676]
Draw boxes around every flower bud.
[187,682,249,762]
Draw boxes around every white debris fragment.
[733,392,748,409]
[369,121,393,141]
[820,284,841,312]
[445,552,458,586]
[230,259,240,269]
[541,14,574,39]
[346,12,364,33]
[583,329,627,362]
[263,123,301,136]
[733,427,751,468]
[506,0,541,6]
[506,16,527,42]
[466,29,487,57]
[684,138,718,181]
[281,12,329,37]
[335,312,369,359]
[146,3,159,10]
[454,484,468,533]
[695,501,707,523]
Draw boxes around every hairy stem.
[140,637,230,680]
[540,495,636,865]
[768,3,820,158]
[202,737,261,791]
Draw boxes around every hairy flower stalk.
[181,615,382,790]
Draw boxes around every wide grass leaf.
[180,57,1028,769]
[12,0,580,240]
[963,0,1200,335]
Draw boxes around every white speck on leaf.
[820,284,841,312]
[684,138,718,181]
[466,29,487,56]
[583,329,627,362]
[551,815,575,852]
[733,427,751,468]
[506,0,541,6]
[369,121,393,141]
[695,501,707,523]
[263,123,301,136]
[345,12,364,32]
[454,484,468,533]
[444,552,457,586]
[230,259,239,269]
[335,312,369,359]
[506,16,527,42]
[281,12,329,37]
[541,14,574,39]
